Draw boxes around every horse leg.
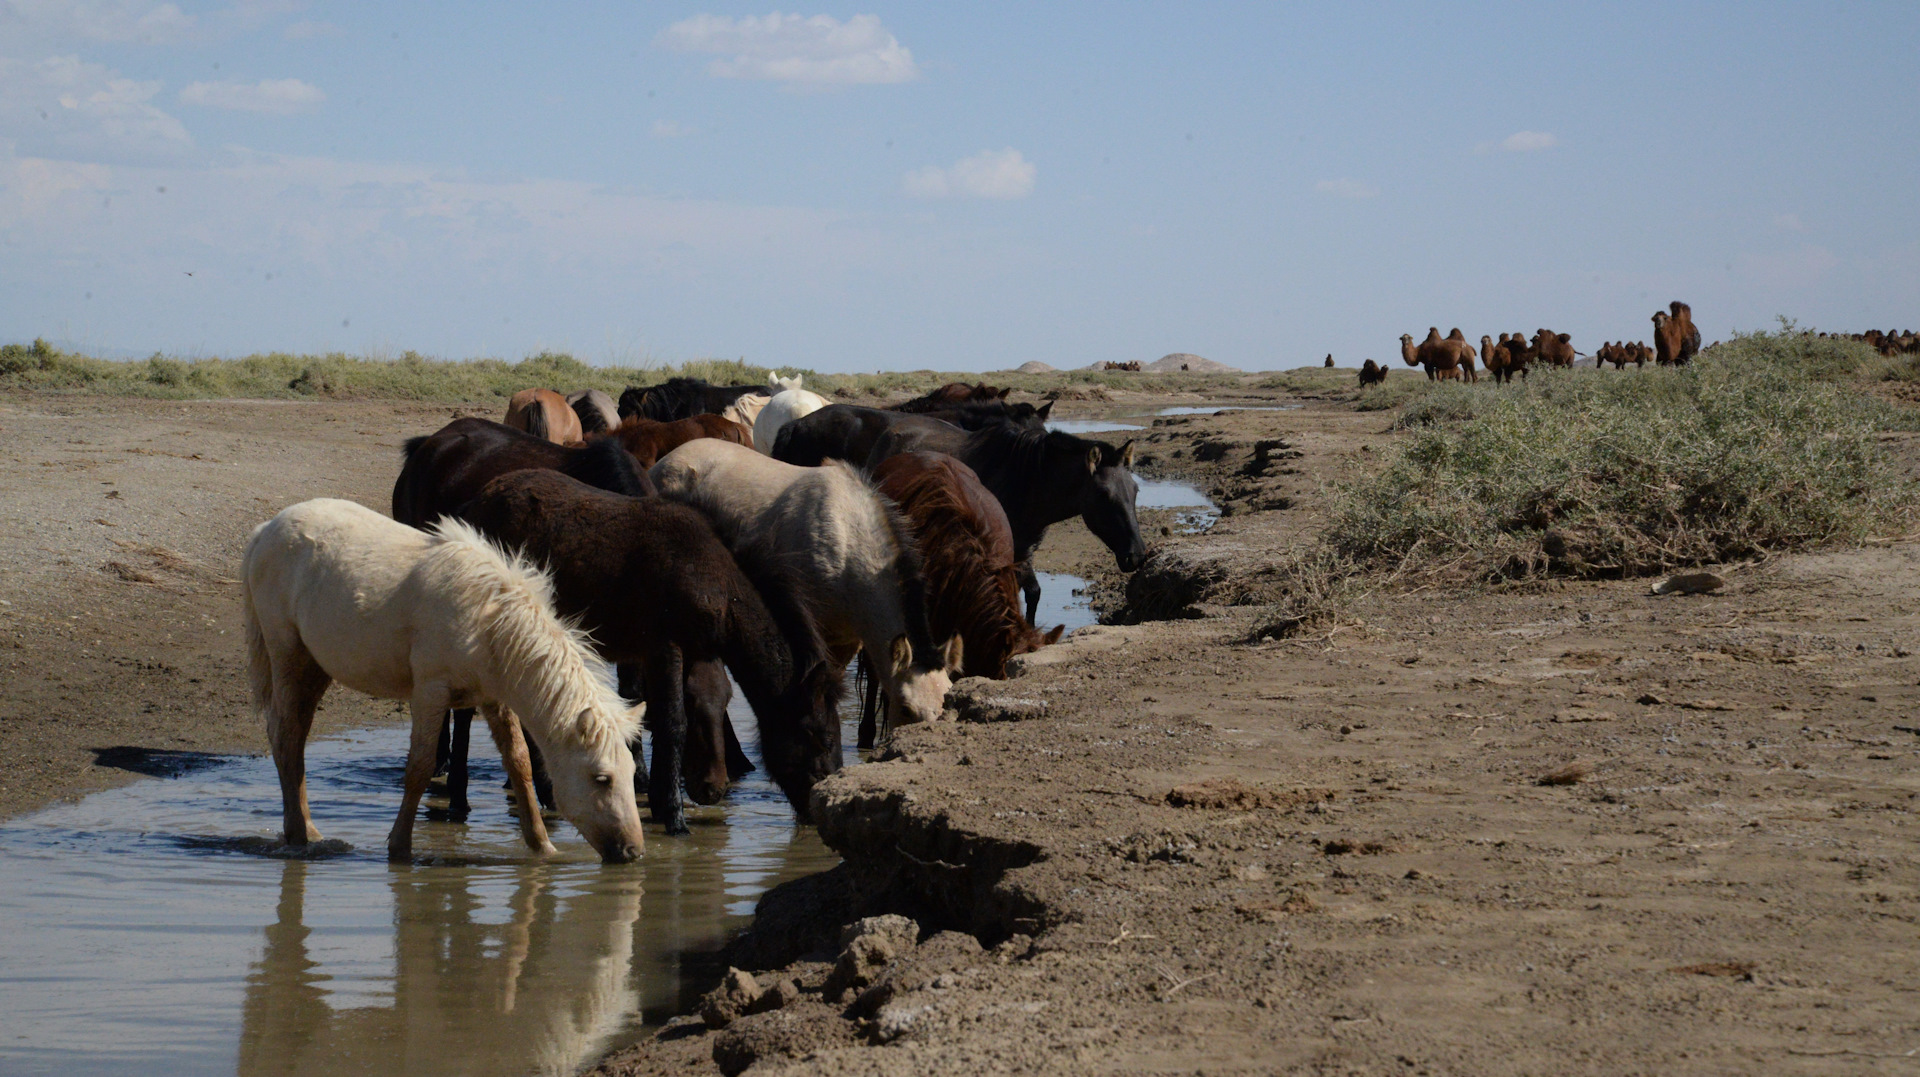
[855,651,880,751]
[482,705,555,854]
[722,714,753,782]
[681,657,732,804]
[1018,560,1042,626]
[388,685,451,862]
[525,737,555,811]
[446,708,473,821]
[266,645,330,848]
[643,646,690,835]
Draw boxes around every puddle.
[1134,477,1220,533]
[1031,570,1098,634]
[1046,403,1299,435]
[0,693,848,1077]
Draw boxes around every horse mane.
[961,423,1118,514]
[884,461,1033,673]
[423,517,637,753]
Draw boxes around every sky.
[1,2,1916,372]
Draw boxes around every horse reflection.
[239,860,643,1077]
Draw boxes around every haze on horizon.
[1,2,1915,372]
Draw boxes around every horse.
[864,420,1146,625]
[392,418,654,536]
[890,382,1011,412]
[241,499,645,862]
[770,405,974,468]
[566,389,621,435]
[594,413,753,469]
[858,453,1063,745]
[618,377,767,423]
[457,470,844,833]
[504,389,585,446]
[903,399,1052,431]
[752,388,832,454]
[650,440,960,729]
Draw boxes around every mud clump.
[823,915,921,1002]
[1165,777,1334,812]
[943,678,1049,723]
[710,1005,859,1077]
[699,968,763,1029]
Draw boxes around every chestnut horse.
[505,389,585,445]
[457,470,843,833]
[859,452,1063,746]
[594,413,752,469]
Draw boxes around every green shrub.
[1325,327,1916,580]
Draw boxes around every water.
[1135,477,1220,533]
[1045,402,1300,435]
[1030,570,1098,634]
[0,695,846,1077]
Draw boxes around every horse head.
[1074,438,1145,572]
[533,702,647,864]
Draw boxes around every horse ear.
[1085,447,1100,475]
[1043,624,1065,645]
[1119,439,1135,468]
[1036,400,1053,421]
[889,634,913,677]
[997,387,1010,400]
[942,635,964,673]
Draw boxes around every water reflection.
[0,695,841,1076]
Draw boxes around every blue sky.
[2,2,1916,371]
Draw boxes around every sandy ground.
[4,385,1918,1074]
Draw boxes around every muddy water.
[1046,402,1297,436]
[1031,570,1098,634]
[0,697,846,1077]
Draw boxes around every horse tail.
[523,400,551,442]
[401,434,429,461]
[239,525,274,726]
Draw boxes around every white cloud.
[658,12,917,87]
[650,119,693,138]
[0,0,195,44]
[179,78,324,114]
[1315,178,1378,199]
[1499,130,1559,152]
[903,148,1034,201]
[0,54,190,162]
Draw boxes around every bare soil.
[4,387,1918,1075]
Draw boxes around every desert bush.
[1324,328,1915,580]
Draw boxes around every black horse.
[769,405,960,468]
[457,470,843,834]
[868,421,1146,623]
[392,417,657,818]
[896,399,1052,430]
[617,377,767,423]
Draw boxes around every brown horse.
[505,389,585,445]
[594,413,752,468]
[874,451,1063,679]
[457,470,844,834]
[891,382,1011,412]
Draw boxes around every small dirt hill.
[1146,352,1238,373]
[1016,360,1056,374]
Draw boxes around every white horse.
[722,372,807,436]
[650,441,958,727]
[752,387,831,454]
[242,499,646,862]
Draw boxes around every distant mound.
[1147,352,1238,373]
[1016,360,1056,374]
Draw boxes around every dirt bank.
[594,398,1920,1075]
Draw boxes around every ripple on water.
[0,693,846,1077]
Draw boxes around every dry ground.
[2,385,1916,1075]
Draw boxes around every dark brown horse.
[393,417,654,530]
[890,382,1010,412]
[770,403,1047,469]
[865,420,1145,624]
[457,470,843,833]
[594,413,752,468]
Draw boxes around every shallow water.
[0,698,846,1077]
[1031,570,1097,634]
[1046,402,1299,435]
[1135,477,1221,533]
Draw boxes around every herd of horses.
[241,374,1146,863]
[1361,301,1705,386]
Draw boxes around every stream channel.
[0,575,1103,1076]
